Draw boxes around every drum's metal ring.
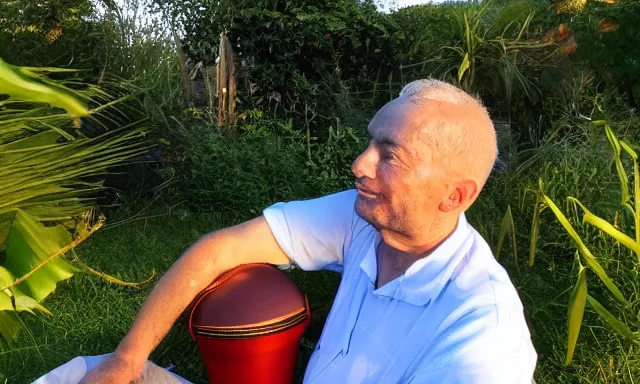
[192,309,308,339]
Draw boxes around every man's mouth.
[355,182,378,199]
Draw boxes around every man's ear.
[438,180,478,212]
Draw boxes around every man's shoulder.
[422,227,534,370]
[447,226,522,310]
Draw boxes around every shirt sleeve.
[262,189,357,271]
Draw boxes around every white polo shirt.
[263,189,537,383]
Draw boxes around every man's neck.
[375,216,459,289]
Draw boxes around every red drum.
[189,263,311,384]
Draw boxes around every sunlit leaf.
[635,160,640,243]
[604,124,630,204]
[0,311,21,342]
[620,140,637,159]
[529,183,542,267]
[587,295,640,343]
[2,210,77,302]
[565,265,587,366]
[570,198,640,263]
[458,52,470,84]
[543,195,627,304]
[0,58,88,118]
[0,266,50,315]
[495,205,518,267]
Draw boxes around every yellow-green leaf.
[0,311,21,342]
[565,265,587,366]
[587,295,640,343]
[2,210,77,302]
[635,160,640,243]
[458,53,471,84]
[543,195,627,304]
[605,125,630,204]
[0,58,88,118]
[529,190,542,267]
[495,205,517,266]
[570,197,640,262]
[0,266,50,315]
[620,140,638,160]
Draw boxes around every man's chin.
[355,197,382,229]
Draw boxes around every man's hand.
[78,353,143,384]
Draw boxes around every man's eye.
[381,150,396,161]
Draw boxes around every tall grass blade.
[458,53,470,84]
[565,265,587,366]
[635,159,640,243]
[604,124,630,204]
[495,205,517,267]
[620,140,638,160]
[529,187,542,267]
[586,295,640,343]
[570,197,640,263]
[543,195,627,304]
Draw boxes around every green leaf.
[0,311,21,342]
[0,130,61,152]
[529,186,542,267]
[570,197,640,263]
[604,125,630,204]
[635,159,640,243]
[495,205,517,267]
[565,265,587,366]
[2,210,77,302]
[458,52,471,84]
[587,295,640,343]
[543,195,627,305]
[0,58,88,118]
[620,140,638,160]
[0,266,51,314]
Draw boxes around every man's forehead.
[368,100,431,145]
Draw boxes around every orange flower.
[598,17,619,33]
[553,24,571,42]
[46,27,62,43]
[547,25,577,55]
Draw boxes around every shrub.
[169,109,365,215]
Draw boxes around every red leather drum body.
[189,263,311,384]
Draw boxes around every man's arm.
[80,216,291,384]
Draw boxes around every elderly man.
[79,79,537,383]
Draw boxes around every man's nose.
[351,144,378,180]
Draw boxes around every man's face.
[351,98,451,235]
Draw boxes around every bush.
[179,0,394,132]
[169,110,365,215]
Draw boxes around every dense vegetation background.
[1,0,640,382]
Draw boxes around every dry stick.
[174,30,193,105]
[1,220,104,291]
[75,258,156,287]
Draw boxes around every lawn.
[0,210,341,384]
[1,201,639,383]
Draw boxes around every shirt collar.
[359,212,472,306]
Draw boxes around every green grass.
[0,204,639,383]
[0,210,340,383]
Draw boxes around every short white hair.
[399,79,480,107]
[398,79,498,191]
